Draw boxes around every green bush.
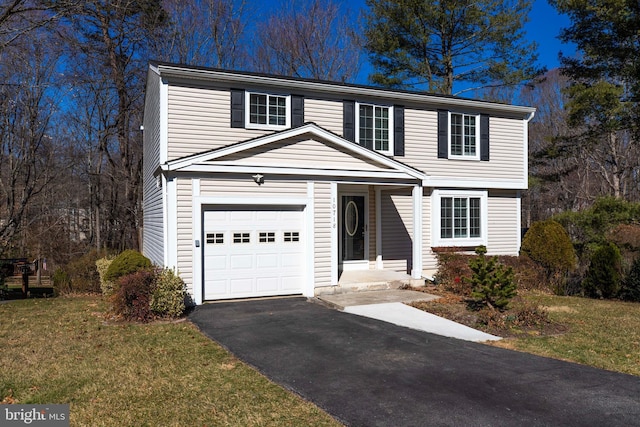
[96,256,116,295]
[620,256,640,302]
[466,246,517,311]
[111,270,155,322]
[583,242,622,299]
[150,268,186,318]
[521,219,577,294]
[104,250,152,286]
[64,250,105,293]
[52,268,72,296]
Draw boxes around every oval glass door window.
[345,200,359,237]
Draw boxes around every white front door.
[203,206,305,300]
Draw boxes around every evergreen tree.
[363,0,543,95]
[467,246,517,311]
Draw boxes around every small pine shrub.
[52,268,72,296]
[466,246,517,311]
[620,256,640,302]
[521,219,577,294]
[111,270,156,322]
[104,250,152,286]
[583,242,622,299]
[96,256,116,295]
[150,268,186,318]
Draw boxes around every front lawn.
[0,296,340,426]
[413,290,640,377]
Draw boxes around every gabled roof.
[161,123,427,183]
[149,61,536,119]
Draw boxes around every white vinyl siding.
[304,98,343,135]
[313,181,333,289]
[421,188,437,273]
[380,189,413,273]
[217,137,393,171]
[403,109,526,183]
[167,85,270,160]
[199,178,308,197]
[487,190,521,255]
[176,178,194,295]
[142,71,164,266]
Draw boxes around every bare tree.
[253,0,362,82]
[153,0,250,68]
[0,32,64,254]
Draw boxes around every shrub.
[620,256,640,302]
[466,246,517,311]
[104,250,152,286]
[583,242,622,299]
[150,268,186,318]
[96,256,116,295]
[433,248,474,296]
[64,250,105,293]
[521,219,576,294]
[111,270,156,322]
[52,268,72,296]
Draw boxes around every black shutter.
[480,114,490,161]
[393,105,405,156]
[230,89,244,128]
[292,95,304,127]
[343,100,355,142]
[437,109,448,159]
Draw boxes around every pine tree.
[467,246,517,311]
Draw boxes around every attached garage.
[203,206,306,300]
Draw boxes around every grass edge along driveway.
[0,296,341,427]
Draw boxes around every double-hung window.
[357,103,393,155]
[433,190,487,246]
[449,112,480,159]
[246,92,290,130]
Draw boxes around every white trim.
[159,78,168,164]
[192,195,311,305]
[516,190,522,252]
[523,117,529,188]
[355,102,394,155]
[162,174,169,266]
[424,176,527,190]
[162,123,425,181]
[330,183,338,286]
[411,184,423,279]
[448,111,480,161]
[244,91,291,131]
[305,182,315,298]
[166,177,178,270]
[156,64,537,118]
[431,189,488,248]
[375,187,383,269]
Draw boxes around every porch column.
[375,187,383,269]
[411,184,423,279]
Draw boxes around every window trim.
[448,111,480,161]
[355,102,394,155]
[244,91,291,130]
[432,189,487,247]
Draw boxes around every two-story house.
[142,62,535,305]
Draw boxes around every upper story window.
[438,110,489,161]
[449,112,479,159]
[356,103,393,155]
[245,92,290,130]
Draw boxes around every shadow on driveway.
[189,297,640,427]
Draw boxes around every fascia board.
[156,64,536,118]
[424,176,527,190]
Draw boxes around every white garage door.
[203,206,305,300]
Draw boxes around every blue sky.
[525,0,576,69]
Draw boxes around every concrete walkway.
[318,289,501,342]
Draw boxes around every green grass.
[0,296,341,426]
[491,293,640,376]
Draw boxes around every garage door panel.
[203,206,305,300]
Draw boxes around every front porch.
[336,269,426,293]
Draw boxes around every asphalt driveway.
[189,297,640,427]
